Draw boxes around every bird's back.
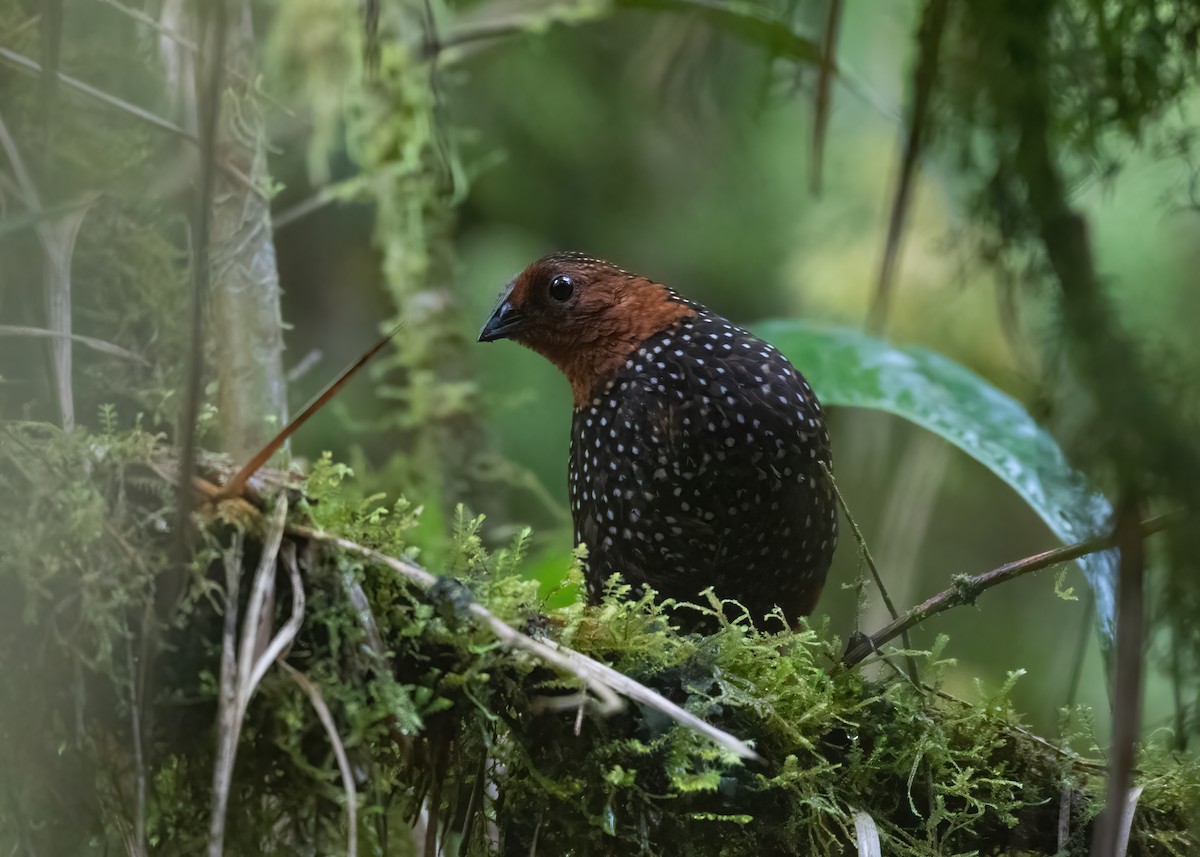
[569,302,837,626]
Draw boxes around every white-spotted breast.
[479,251,837,627]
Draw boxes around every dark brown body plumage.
[480,252,837,625]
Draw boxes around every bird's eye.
[549,275,574,302]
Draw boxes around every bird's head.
[478,252,695,405]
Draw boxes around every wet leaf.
[756,320,1117,650]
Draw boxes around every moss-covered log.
[0,425,1195,856]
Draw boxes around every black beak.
[478,287,524,343]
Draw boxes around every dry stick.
[125,636,147,857]
[279,663,357,857]
[810,0,843,195]
[292,525,763,763]
[0,47,259,195]
[842,513,1172,669]
[1057,783,1073,854]
[1113,785,1144,857]
[276,542,357,857]
[92,0,293,117]
[0,325,149,365]
[209,529,245,857]
[1093,501,1146,857]
[866,0,949,334]
[1064,590,1095,714]
[820,462,921,684]
[176,0,225,562]
[214,322,402,500]
[924,680,1106,772]
[209,496,304,857]
[0,46,191,142]
[851,810,882,857]
[0,109,90,432]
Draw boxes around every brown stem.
[842,514,1172,668]
[215,324,400,499]
[810,0,843,195]
[820,461,921,684]
[867,0,949,334]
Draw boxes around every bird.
[478,251,837,627]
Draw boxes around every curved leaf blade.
[755,320,1116,649]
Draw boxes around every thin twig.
[176,0,225,561]
[96,0,201,52]
[0,109,98,431]
[820,462,920,683]
[272,186,339,230]
[810,0,843,195]
[0,46,192,141]
[925,681,1107,773]
[291,524,763,762]
[214,323,401,499]
[1169,631,1187,752]
[40,0,62,150]
[279,663,357,857]
[285,349,323,384]
[125,635,147,857]
[238,501,303,701]
[866,0,949,333]
[1113,785,1144,857]
[843,513,1172,668]
[0,110,42,209]
[274,544,354,856]
[209,529,244,857]
[209,496,301,857]
[0,46,259,194]
[1063,590,1095,715]
[93,0,293,116]
[0,325,149,365]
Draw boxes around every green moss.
[1,433,1194,855]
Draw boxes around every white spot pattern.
[567,298,838,622]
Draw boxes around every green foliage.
[4,0,1200,854]
[1,433,1195,855]
[757,320,1119,645]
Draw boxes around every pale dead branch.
[0,109,100,431]
[292,524,763,763]
[278,663,357,857]
[209,496,305,857]
[851,809,882,857]
[0,325,149,365]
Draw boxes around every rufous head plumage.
[478,252,695,405]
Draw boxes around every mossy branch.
[289,522,764,763]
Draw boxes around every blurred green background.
[4,0,1198,746]
[267,2,1198,741]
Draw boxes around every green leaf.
[755,321,1116,650]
